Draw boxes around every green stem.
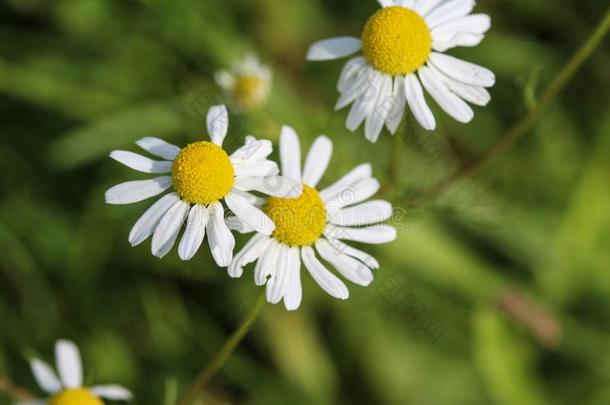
[409,6,610,206]
[0,375,34,401]
[176,293,266,405]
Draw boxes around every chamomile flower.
[215,54,273,111]
[105,105,302,266]
[18,339,131,405]
[307,0,495,142]
[228,126,397,310]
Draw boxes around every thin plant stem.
[0,375,34,401]
[409,6,610,206]
[176,292,266,405]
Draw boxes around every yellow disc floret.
[265,185,327,247]
[233,75,263,109]
[361,6,432,75]
[49,389,104,405]
[172,141,235,205]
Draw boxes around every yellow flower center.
[265,185,327,247]
[172,141,235,205]
[361,6,432,75]
[49,389,104,405]
[265,185,326,246]
[233,75,263,108]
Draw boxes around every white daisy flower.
[18,339,132,405]
[215,54,273,111]
[307,0,495,142]
[228,126,397,310]
[105,105,302,266]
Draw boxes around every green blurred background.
[1,0,610,404]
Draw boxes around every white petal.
[225,192,275,235]
[110,151,172,174]
[129,193,180,246]
[413,0,444,16]
[315,239,373,286]
[432,14,491,40]
[301,246,349,299]
[429,52,495,87]
[306,37,362,61]
[30,359,61,394]
[105,176,173,205]
[326,239,380,269]
[136,137,180,161]
[207,105,229,146]
[233,176,303,198]
[396,0,415,8]
[329,200,393,226]
[233,160,279,177]
[266,245,294,304]
[231,189,266,206]
[207,202,235,267]
[325,224,397,245]
[430,64,490,106]
[283,248,302,311]
[404,73,436,131]
[338,57,367,93]
[151,200,189,258]
[365,74,393,143]
[378,0,394,6]
[255,239,281,286]
[55,340,82,389]
[346,72,382,131]
[230,137,272,164]
[214,70,235,89]
[418,66,474,123]
[279,126,302,181]
[326,178,380,209]
[229,234,270,278]
[178,205,209,261]
[425,0,475,29]
[385,76,407,134]
[90,385,133,400]
[336,65,374,110]
[302,136,333,187]
[320,163,372,202]
[432,34,484,52]
[225,215,255,234]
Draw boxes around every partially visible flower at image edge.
[105,104,302,266]
[228,126,397,310]
[215,54,273,112]
[16,339,131,405]
[307,0,495,142]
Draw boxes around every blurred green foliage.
[1,0,610,404]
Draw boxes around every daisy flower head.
[307,0,495,142]
[105,105,302,266]
[215,54,273,112]
[228,126,397,310]
[19,339,131,405]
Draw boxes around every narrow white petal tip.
[91,385,133,401]
[207,104,229,145]
[307,37,362,61]
[213,250,232,267]
[178,252,193,261]
[285,304,300,311]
